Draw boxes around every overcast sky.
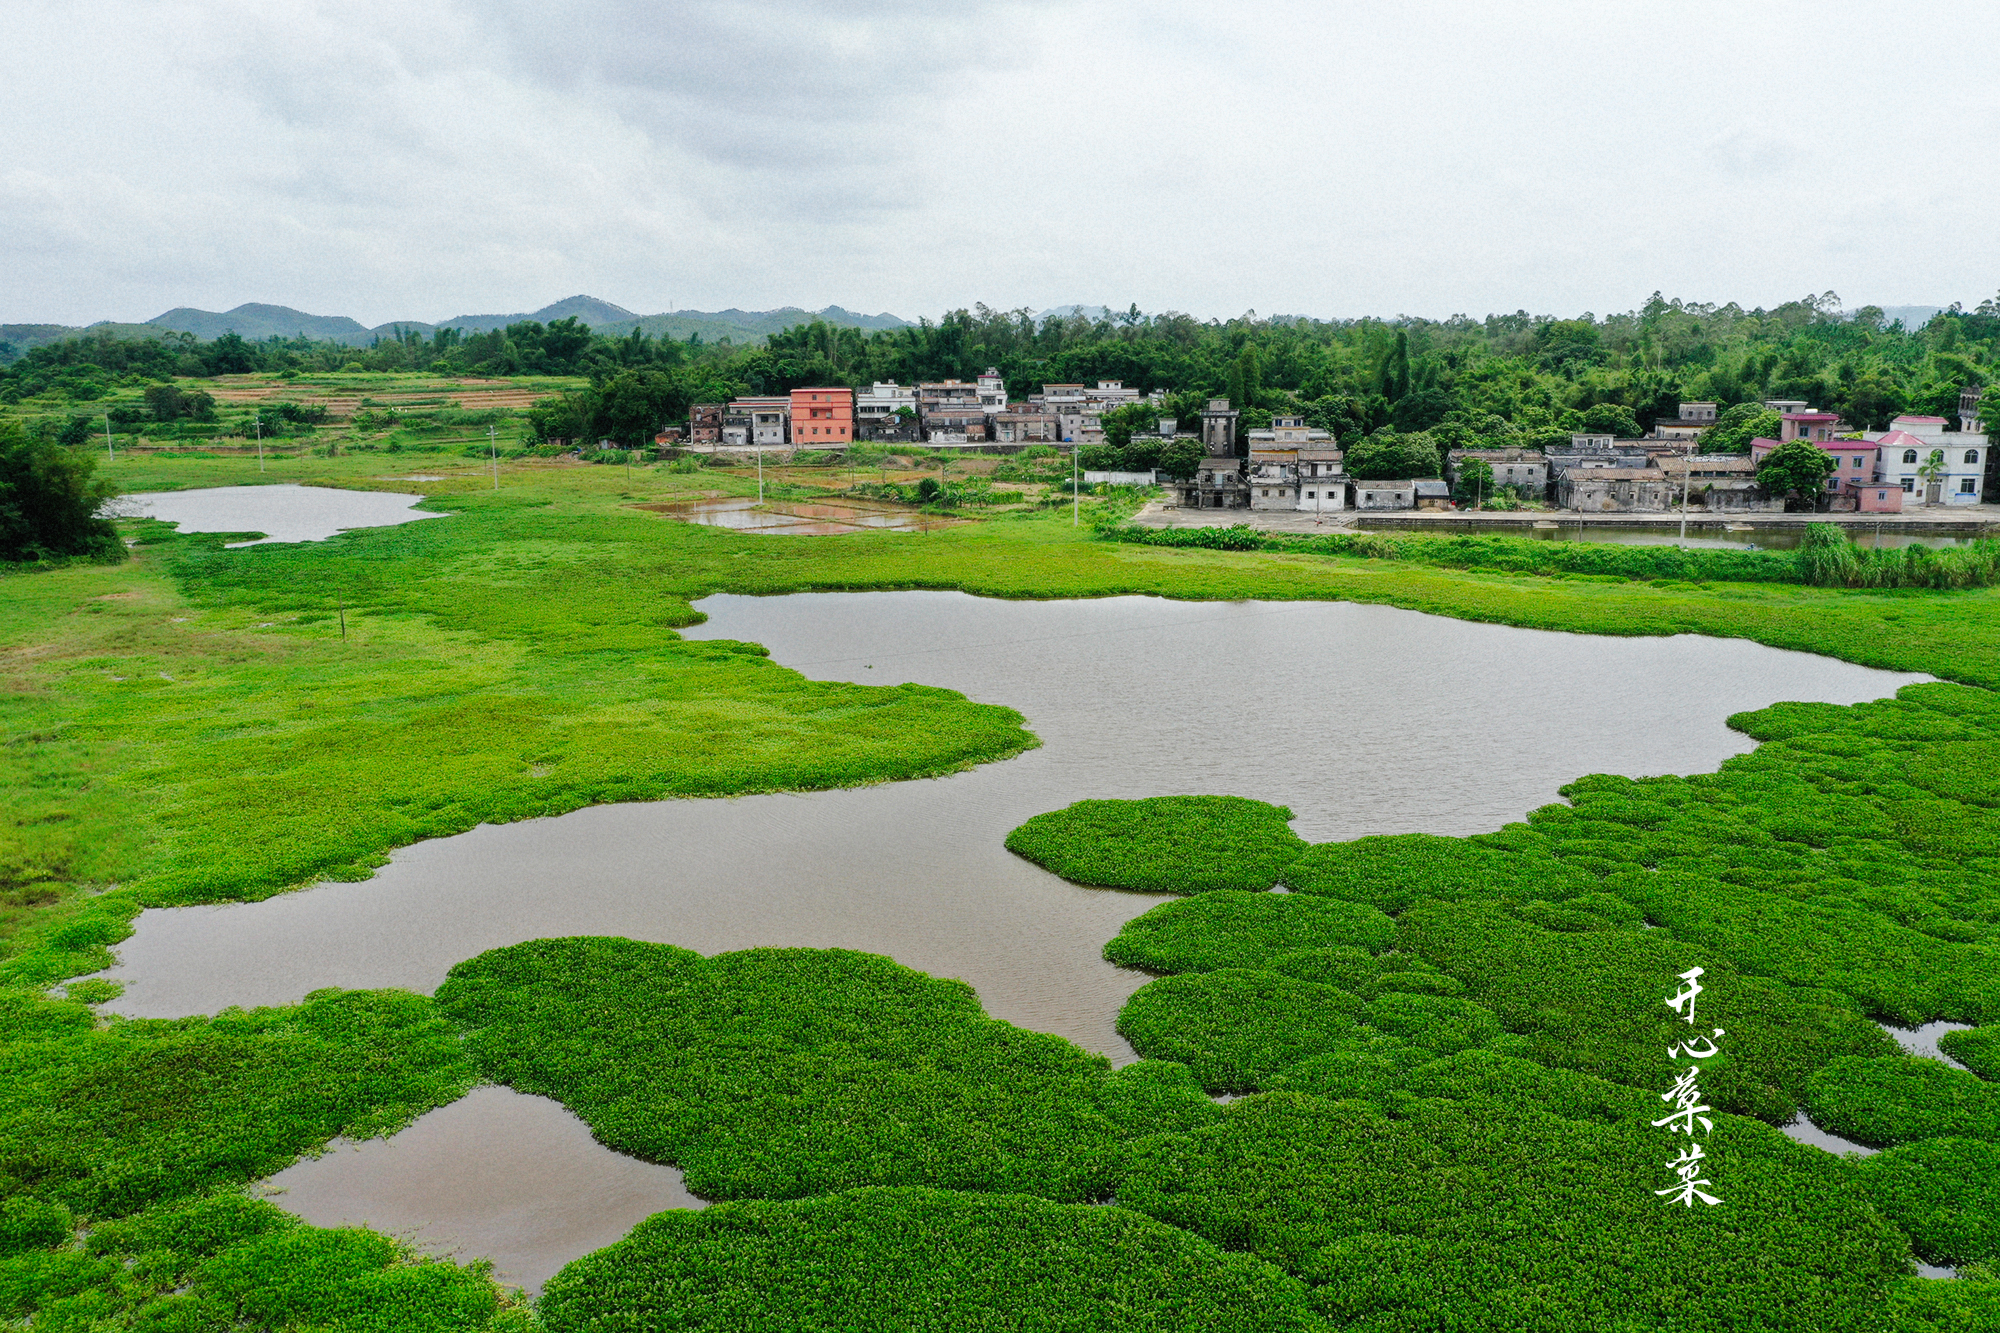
[6,0,1998,327]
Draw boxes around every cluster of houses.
[683,371,1164,449]
[1160,392,1990,514]
[673,378,1990,514]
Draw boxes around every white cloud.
[2,0,1996,325]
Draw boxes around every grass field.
[4,444,2000,1327]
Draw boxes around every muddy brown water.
[94,592,1929,1285]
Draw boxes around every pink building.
[1858,483,1903,513]
[1779,411,1847,443]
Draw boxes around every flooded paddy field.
[634,495,959,534]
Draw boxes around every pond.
[113,484,445,546]
[634,496,957,534]
[94,592,1929,1287]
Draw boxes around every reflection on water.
[103,593,1927,1055]
[261,1086,703,1293]
[1882,1020,1974,1070]
[99,593,1929,1280]
[116,484,445,546]
[1362,521,1977,552]
[635,496,958,535]
[1781,1114,1877,1159]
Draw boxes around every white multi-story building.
[1870,422,1985,504]
[856,381,916,426]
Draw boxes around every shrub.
[539,1187,1318,1333]
[0,421,122,563]
[1006,796,1306,894]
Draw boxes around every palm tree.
[1917,449,1948,506]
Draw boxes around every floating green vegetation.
[4,1191,526,1330]
[1004,796,1306,894]
[1805,1056,2000,1147]
[0,987,472,1218]
[437,938,1134,1202]
[539,1187,1317,1333]
[1857,1138,2000,1267]
[1941,1025,2000,1080]
[1102,891,1396,974]
[1119,1090,1912,1332]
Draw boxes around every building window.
[1967,450,1981,465]
[1961,478,1978,494]
[1902,478,1915,492]
[1904,449,1919,464]
[1851,457,1863,468]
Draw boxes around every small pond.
[93,592,1930,1283]
[635,496,957,534]
[113,484,445,546]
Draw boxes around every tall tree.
[0,421,123,562]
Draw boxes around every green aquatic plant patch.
[1806,1056,2000,1147]
[1119,1091,1913,1333]
[1102,890,1396,974]
[0,987,472,1218]
[1856,1138,2000,1266]
[1005,796,1306,894]
[1940,1025,2000,1080]
[0,1191,527,1331]
[437,937,1125,1202]
[1283,832,1594,912]
[538,1187,1319,1333]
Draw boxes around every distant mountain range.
[0,296,910,354]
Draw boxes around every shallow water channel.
[98,592,1929,1288]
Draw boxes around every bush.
[0,421,122,563]
[1005,796,1306,894]
[539,1187,1318,1333]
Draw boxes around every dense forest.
[5,293,1997,462]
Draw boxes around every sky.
[5,0,1998,327]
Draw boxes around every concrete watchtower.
[1201,399,1240,457]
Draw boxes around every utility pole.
[1072,443,1079,527]
[489,425,499,489]
[1679,450,1693,543]
[104,414,114,462]
[757,446,764,504]
[254,415,264,473]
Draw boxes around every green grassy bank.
[2,452,1999,1327]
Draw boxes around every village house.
[1415,479,1451,510]
[1644,452,1776,511]
[688,403,723,445]
[922,409,989,444]
[1779,410,1847,444]
[992,408,1061,443]
[720,408,752,446]
[1162,400,1248,508]
[1750,433,1877,493]
[1296,448,1346,512]
[855,382,915,432]
[1870,422,1984,505]
[790,387,854,446]
[1963,387,1987,436]
[1351,480,1417,510]
[1445,448,1547,495]
[1651,402,1718,441]
[1243,416,1337,511]
[1559,467,1671,512]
